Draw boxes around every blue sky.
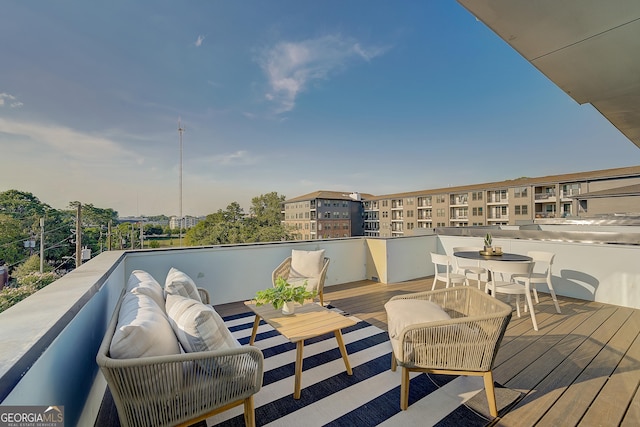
[1,1,638,217]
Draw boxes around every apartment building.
[286,166,640,239]
[282,191,371,240]
[169,215,202,230]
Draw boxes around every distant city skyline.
[1,1,638,217]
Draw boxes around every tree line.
[0,189,292,310]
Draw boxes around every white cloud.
[259,34,389,114]
[0,92,23,108]
[195,35,205,47]
[211,150,256,165]
[0,117,136,162]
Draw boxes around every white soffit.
[457,0,640,149]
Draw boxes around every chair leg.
[532,284,540,303]
[400,367,410,410]
[525,290,538,331]
[547,279,562,314]
[391,353,397,371]
[483,371,498,418]
[319,291,324,307]
[515,295,521,317]
[244,396,256,427]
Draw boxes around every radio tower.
[178,118,185,247]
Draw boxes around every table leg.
[294,340,304,399]
[334,329,352,375]
[249,315,261,345]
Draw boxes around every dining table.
[453,250,533,286]
[453,251,533,263]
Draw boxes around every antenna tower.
[178,118,185,247]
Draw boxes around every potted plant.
[484,233,493,252]
[254,277,317,315]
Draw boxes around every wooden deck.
[215,277,640,427]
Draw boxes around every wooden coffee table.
[244,301,357,399]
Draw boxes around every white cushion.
[126,270,165,309]
[287,276,320,293]
[384,298,451,339]
[110,292,181,359]
[290,249,325,278]
[165,267,202,306]
[165,294,240,353]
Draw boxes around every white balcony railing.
[1,230,640,425]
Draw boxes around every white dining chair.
[453,246,488,289]
[430,252,469,290]
[486,260,538,330]
[513,251,561,314]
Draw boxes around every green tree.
[0,214,24,267]
[13,254,52,279]
[185,193,293,245]
[250,192,285,226]
[0,190,74,268]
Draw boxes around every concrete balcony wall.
[123,239,369,306]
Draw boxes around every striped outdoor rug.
[207,308,521,427]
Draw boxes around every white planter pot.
[282,301,295,315]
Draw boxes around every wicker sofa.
[97,269,264,427]
[385,286,512,417]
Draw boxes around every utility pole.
[178,118,184,247]
[39,218,44,274]
[75,203,82,268]
[107,220,112,251]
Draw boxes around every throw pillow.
[165,267,202,306]
[290,249,325,278]
[165,293,240,353]
[126,269,165,309]
[110,292,181,359]
[384,298,451,339]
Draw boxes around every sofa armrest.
[197,287,210,305]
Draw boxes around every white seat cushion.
[290,249,325,278]
[384,299,451,339]
[164,267,202,311]
[110,292,181,359]
[165,294,240,353]
[287,276,320,293]
[126,269,165,309]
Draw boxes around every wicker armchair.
[272,253,330,306]
[385,286,512,417]
[97,293,264,427]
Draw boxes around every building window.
[382,200,388,207]
[522,205,528,215]
[407,210,414,217]
[437,208,445,217]
[515,206,521,215]
[514,187,528,198]
[436,195,445,203]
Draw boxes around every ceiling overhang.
[457,0,640,149]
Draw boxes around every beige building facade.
[284,166,640,240]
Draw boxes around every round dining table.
[453,251,533,286]
[453,251,532,262]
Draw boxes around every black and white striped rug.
[208,309,521,427]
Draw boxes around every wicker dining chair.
[385,286,512,417]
